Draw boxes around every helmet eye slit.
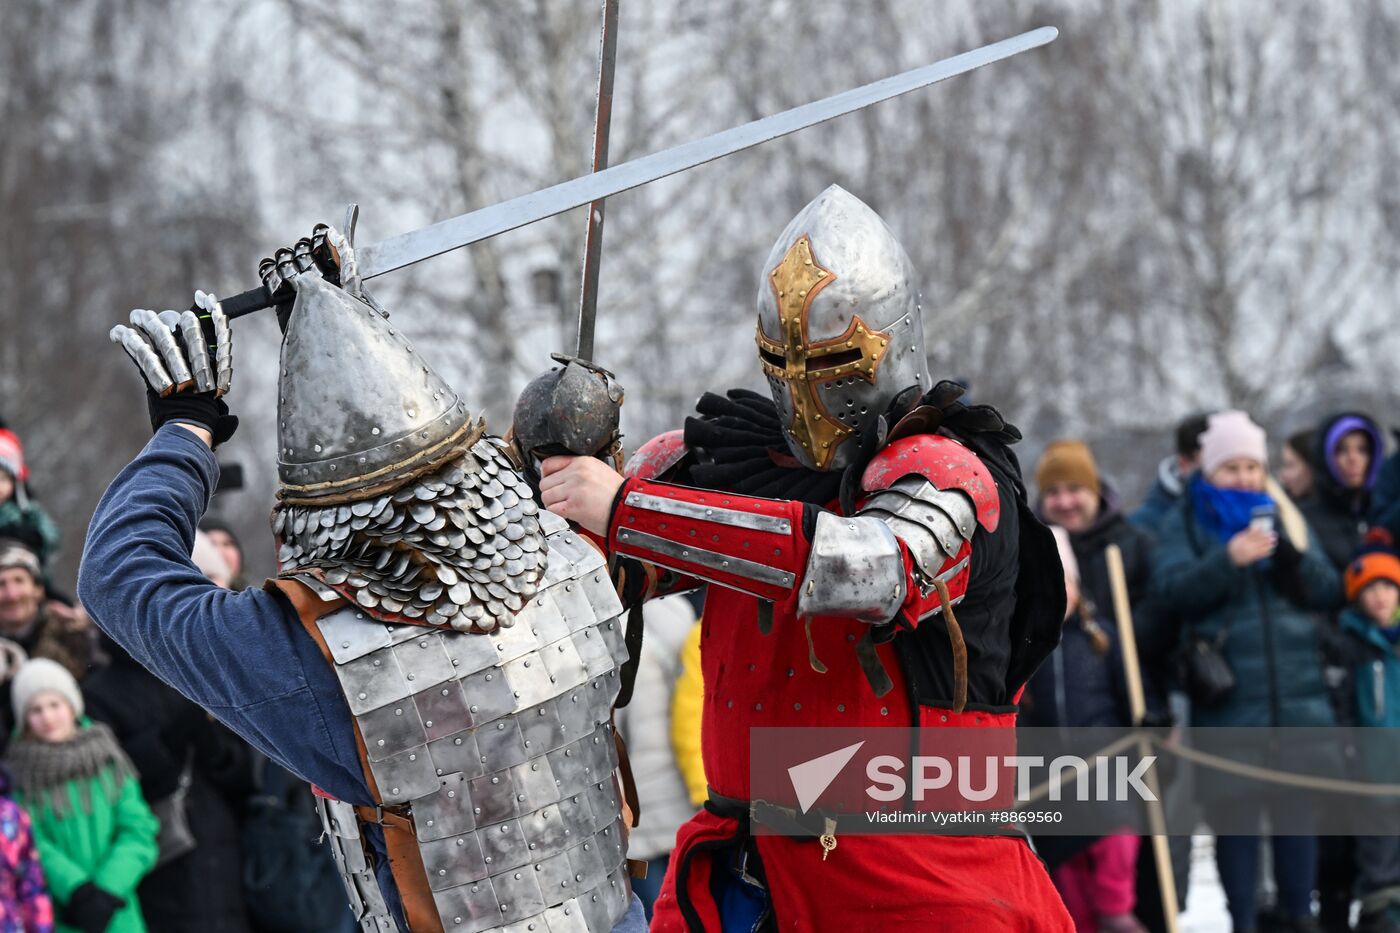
[809,348,863,370]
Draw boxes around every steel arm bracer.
[608,477,971,627]
[794,475,976,623]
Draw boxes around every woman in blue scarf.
[1152,410,1341,933]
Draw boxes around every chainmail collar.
[273,436,546,633]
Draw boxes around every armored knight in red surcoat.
[545,185,1072,931]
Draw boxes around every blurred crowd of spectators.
[0,419,355,933]
[1024,408,1400,933]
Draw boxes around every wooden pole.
[1105,543,1180,933]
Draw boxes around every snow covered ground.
[1180,836,1232,932]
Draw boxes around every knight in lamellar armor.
[537,186,1074,931]
[81,226,647,932]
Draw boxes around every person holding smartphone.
[1152,410,1342,933]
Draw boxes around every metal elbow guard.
[796,511,906,623]
[858,475,976,590]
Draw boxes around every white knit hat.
[1199,410,1269,478]
[11,657,82,724]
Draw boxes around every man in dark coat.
[1033,440,1168,932]
[1131,414,1211,535]
[1035,440,1163,705]
[0,539,98,746]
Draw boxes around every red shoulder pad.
[624,430,689,480]
[861,434,1001,532]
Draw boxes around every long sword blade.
[574,0,620,362]
[223,27,1056,319]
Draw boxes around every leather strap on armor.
[705,789,858,840]
[271,576,445,933]
[933,579,969,713]
[352,803,443,933]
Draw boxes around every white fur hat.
[12,657,82,725]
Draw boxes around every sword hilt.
[212,226,343,321]
[213,286,278,320]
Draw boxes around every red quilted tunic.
[606,456,1073,931]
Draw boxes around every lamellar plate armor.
[304,511,631,933]
[264,235,632,933]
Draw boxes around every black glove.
[62,883,126,933]
[145,389,239,446]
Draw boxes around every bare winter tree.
[9,0,1400,583]
[1086,0,1380,420]
[0,0,260,584]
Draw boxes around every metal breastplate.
[312,510,631,933]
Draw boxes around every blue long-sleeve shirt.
[79,425,368,803]
[76,426,412,928]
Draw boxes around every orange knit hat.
[1345,531,1400,603]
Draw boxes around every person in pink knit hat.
[1153,409,1342,933]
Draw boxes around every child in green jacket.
[4,660,157,933]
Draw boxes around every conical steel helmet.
[276,271,477,502]
[756,185,930,472]
[269,261,544,634]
